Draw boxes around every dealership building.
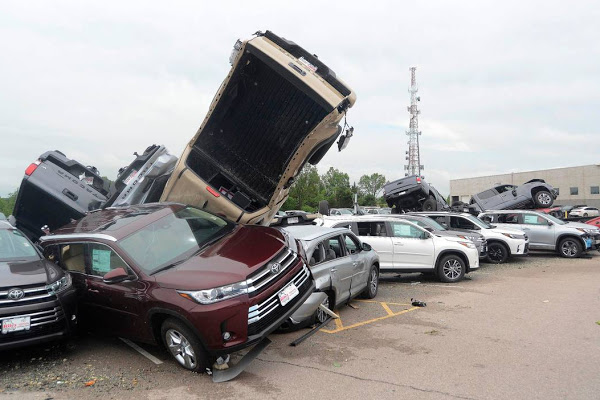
[450,164,600,208]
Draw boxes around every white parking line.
[419,284,465,289]
[120,337,163,365]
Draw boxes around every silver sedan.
[281,225,380,328]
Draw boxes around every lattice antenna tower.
[404,67,424,178]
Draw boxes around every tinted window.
[0,229,39,261]
[450,217,477,230]
[119,207,234,274]
[356,221,387,237]
[430,216,448,227]
[390,222,424,238]
[477,189,497,200]
[309,243,326,266]
[498,214,520,224]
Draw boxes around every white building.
[450,164,600,208]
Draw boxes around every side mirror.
[511,189,517,196]
[420,231,431,239]
[103,267,130,284]
[337,127,354,151]
[362,242,372,252]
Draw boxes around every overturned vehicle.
[468,179,558,212]
[384,175,449,212]
[13,30,356,238]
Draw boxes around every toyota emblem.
[7,288,25,301]
[270,262,281,275]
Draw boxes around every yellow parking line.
[355,299,411,307]
[380,302,394,316]
[321,306,420,334]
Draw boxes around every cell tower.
[404,67,424,178]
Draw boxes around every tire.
[486,242,509,264]
[437,255,466,283]
[533,190,553,207]
[161,318,209,372]
[362,265,379,298]
[318,200,330,216]
[558,237,583,258]
[583,213,588,217]
[313,292,334,325]
[422,196,438,211]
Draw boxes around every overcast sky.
[1,0,599,197]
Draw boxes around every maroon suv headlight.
[178,280,249,304]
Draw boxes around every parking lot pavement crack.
[255,357,478,400]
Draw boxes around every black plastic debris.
[411,298,427,307]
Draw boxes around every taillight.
[25,160,41,176]
[206,186,221,197]
[416,177,422,184]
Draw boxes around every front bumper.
[0,287,77,351]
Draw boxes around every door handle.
[62,189,78,201]
[330,268,337,272]
[352,262,358,266]
[522,228,530,230]
[88,289,100,293]
[394,242,404,246]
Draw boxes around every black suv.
[0,218,77,350]
[384,175,449,212]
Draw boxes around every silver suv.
[479,210,600,258]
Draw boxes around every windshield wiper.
[150,258,189,275]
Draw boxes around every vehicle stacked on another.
[315,215,479,283]
[569,207,599,218]
[38,203,314,374]
[384,175,449,212]
[280,225,379,329]
[469,179,558,212]
[479,210,600,258]
[413,211,529,264]
[0,216,77,350]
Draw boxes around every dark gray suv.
[470,179,558,211]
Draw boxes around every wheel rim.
[488,246,504,262]
[165,329,197,369]
[369,269,378,295]
[442,259,462,280]
[561,240,578,257]
[316,296,330,324]
[583,213,588,217]
[537,192,552,205]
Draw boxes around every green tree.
[321,167,353,208]
[0,190,18,216]
[358,173,386,198]
[282,165,322,211]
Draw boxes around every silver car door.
[321,236,353,305]
[520,213,555,249]
[343,233,368,297]
[356,220,393,271]
[389,221,435,269]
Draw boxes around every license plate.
[2,316,31,334]
[585,238,593,249]
[287,217,299,224]
[278,283,299,306]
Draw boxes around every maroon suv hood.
[153,225,287,290]
[0,259,60,287]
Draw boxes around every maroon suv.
[39,203,313,372]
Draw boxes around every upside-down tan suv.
[160,30,356,225]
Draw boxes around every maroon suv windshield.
[119,207,234,274]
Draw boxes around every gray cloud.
[1,0,599,198]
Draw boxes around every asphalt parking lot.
[2,252,599,400]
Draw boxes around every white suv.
[414,212,529,264]
[479,210,600,258]
[315,215,479,283]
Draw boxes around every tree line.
[282,166,388,212]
